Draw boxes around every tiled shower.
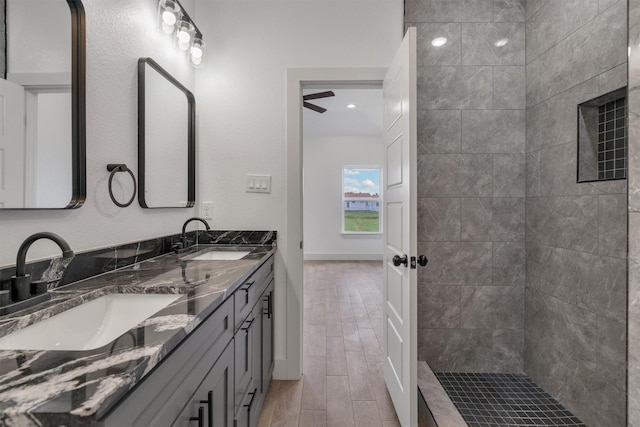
[407,0,628,425]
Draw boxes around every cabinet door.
[234,314,255,413]
[173,340,234,427]
[261,280,274,393]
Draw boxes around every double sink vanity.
[0,234,276,427]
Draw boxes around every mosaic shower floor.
[435,372,586,426]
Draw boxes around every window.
[342,167,381,233]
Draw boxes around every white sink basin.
[0,293,181,351]
[191,251,250,261]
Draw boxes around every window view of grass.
[343,167,381,233]
[344,210,380,232]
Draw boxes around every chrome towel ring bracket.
[106,164,137,208]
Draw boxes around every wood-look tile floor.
[257,260,400,427]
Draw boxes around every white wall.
[0,0,199,266]
[303,135,383,260]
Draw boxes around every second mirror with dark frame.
[138,57,195,209]
[0,0,86,209]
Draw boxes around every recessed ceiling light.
[347,104,356,109]
[431,37,447,47]
[494,38,509,47]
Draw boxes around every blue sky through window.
[343,168,380,195]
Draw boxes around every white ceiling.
[302,88,383,138]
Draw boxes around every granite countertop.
[0,243,275,426]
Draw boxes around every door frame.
[278,67,386,380]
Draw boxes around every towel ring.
[107,164,137,208]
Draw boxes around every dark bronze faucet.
[175,217,211,253]
[12,232,74,302]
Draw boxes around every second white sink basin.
[0,293,181,351]
[191,251,250,261]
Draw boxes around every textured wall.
[627,0,640,423]
[524,1,627,426]
[406,0,527,372]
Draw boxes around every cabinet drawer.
[234,256,274,332]
[99,296,234,427]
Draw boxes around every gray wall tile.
[419,241,493,285]
[417,110,461,154]
[418,328,494,372]
[405,0,493,23]
[525,196,599,253]
[418,285,461,329]
[462,23,525,65]
[418,154,493,197]
[493,154,526,197]
[492,330,524,372]
[598,194,627,259]
[418,66,493,109]
[598,63,628,96]
[597,316,626,392]
[417,198,461,241]
[628,212,640,424]
[526,58,541,106]
[461,110,525,153]
[493,242,525,286]
[526,79,599,153]
[494,66,526,109]
[599,0,623,12]
[538,1,627,100]
[525,151,541,196]
[461,286,524,329]
[491,197,525,241]
[526,0,599,62]
[416,23,461,66]
[461,198,492,241]
[493,0,526,22]
[576,255,627,323]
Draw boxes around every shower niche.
[577,87,627,182]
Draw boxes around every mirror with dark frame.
[138,57,195,209]
[0,0,85,209]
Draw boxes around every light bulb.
[191,55,202,66]
[178,30,191,44]
[191,45,203,59]
[162,10,176,26]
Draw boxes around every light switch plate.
[201,201,213,219]
[246,174,271,193]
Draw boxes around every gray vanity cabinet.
[98,254,274,427]
[172,340,234,427]
[98,296,235,427]
[234,261,274,427]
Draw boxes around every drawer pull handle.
[240,281,255,293]
[241,318,255,332]
[190,406,204,427]
[263,294,272,319]
[244,388,258,410]
[199,391,213,427]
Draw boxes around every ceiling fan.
[303,91,335,113]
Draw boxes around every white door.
[382,27,418,427]
[0,78,25,208]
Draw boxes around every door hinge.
[300,240,303,250]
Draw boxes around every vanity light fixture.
[431,37,447,47]
[157,0,206,67]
